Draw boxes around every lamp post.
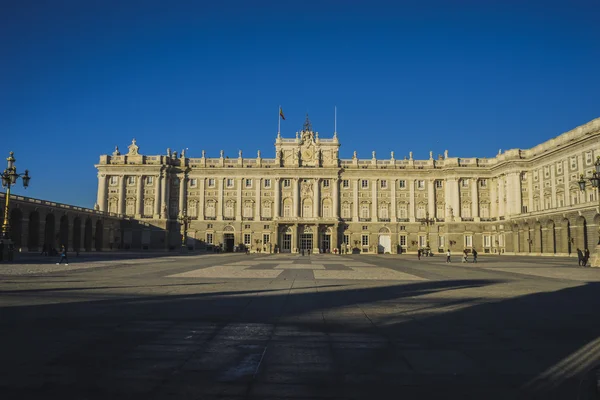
[178,209,193,250]
[577,156,600,267]
[421,211,435,255]
[1,152,31,240]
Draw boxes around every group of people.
[577,248,591,267]
[443,249,478,263]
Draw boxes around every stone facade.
[94,116,600,256]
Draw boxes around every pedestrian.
[56,244,69,266]
[584,248,590,267]
[446,249,451,263]
[472,248,478,263]
[577,248,584,266]
[462,249,468,263]
[417,249,421,260]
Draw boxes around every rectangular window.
[206,233,213,244]
[263,234,270,244]
[483,235,491,247]
[128,176,135,185]
[244,224,250,229]
[208,178,215,187]
[146,176,153,185]
[109,176,118,185]
[417,180,425,189]
[343,234,350,245]
[461,179,469,188]
[264,179,271,188]
[244,233,251,245]
[263,225,269,229]
[226,178,234,188]
[283,179,291,188]
[362,225,368,230]
[245,179,252,188]
[435,180,443,189]
[190,178,197,188]
[207,223,213,229]
[361,234,369,246]
[399,225,406,231]
[479,179,487,188]
[438,236,445,248]
[361,180,369,189]
[381,180,387,189]
[323,179,330,187]
[342,179,349,188]
[399,235,407,246]
[399,180,406,188]
[499,234,505,247]
[464,235,473,248]
[419,236,426,247]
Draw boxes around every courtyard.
[1,253,600,399]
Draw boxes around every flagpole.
[334,106,337,137]
[278,105,281,135]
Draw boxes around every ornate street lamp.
[1,152,31,240]
[178,208,193,249]
[421,211,435,255]
[577,156,600,267]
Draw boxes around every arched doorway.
[44,213,56,252]
[59,215,69,249]
[378,227,391,254]
[73,217,81,252]
[280,226,292,253]
[222,225,235,252]
[95,220,103,251]
[9,208,23,248]
[545,220,556,254]
[534,221,543,253]
[562,218,572,255]
[28,211,40,251]
[575,216,588,251]
[84,218,93,251]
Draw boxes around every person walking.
[584,248,590,267]
[462,249,468,263]
[472,248,478,263]
[417,249,421,260]
[446,249,451,263]
[577,248,584,266]
[56,245,69,266]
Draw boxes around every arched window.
[108,197,118,214]
[379,203,389,219]
[283,198,292,217]
[416,204,426,219]
[479,203,489,218]
[302,199,312,218]
[243,201,253,218]
[205,200,216,218]
[262,201,272,218]
[187,200,198,218]
[322,198,331,218]
[144,199,154,217]
[126,198,136,216]
[461,203,471,218]
[342,202,351,219]
[224,201,235,218]
[360,203,370,219]
[436,203,445,219]
[398,203,408,219]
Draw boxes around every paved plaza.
[1,253,600,399]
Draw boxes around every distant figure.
[417,249,421,260]
[577,248,584,266]
[584,248,590,267]
[446,249,451,263]
[462,249,468,263]
[472,249,478,263]
[56,245,69,266]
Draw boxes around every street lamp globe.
[578,175,586,191]
[22,170,30,188]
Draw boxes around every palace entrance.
[224,233,235,252]
[321,232,331,253]
[300,234,313,251]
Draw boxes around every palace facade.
[95,116,600,257]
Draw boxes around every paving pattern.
[1,253,600,399]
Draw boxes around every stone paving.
[1,253,600,399]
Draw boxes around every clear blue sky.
[1,0,599,208]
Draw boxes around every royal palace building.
[95,116,600,257]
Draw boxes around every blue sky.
[1,0,599,207]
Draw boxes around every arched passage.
[534,221,543,253]
[84,218,93,252]
[561,218,572,255]
[576,216,588,251]
[28,211,40,251]
[59,215,69,249]
[95,220,103,251]
[545,220,556,254]
[9,208,23,248]
[73,217,81,252]
[44,214,56,252]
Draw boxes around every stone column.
[391,179,397,221]
[161,173,168,218]
[154,174,161,218]
[539,169,544,211]
[471,178,479,219]
[255,178,261,220]
[199,178,205,220]
[371,179,377,221]
[333,178,339,218]
[498,176,505,217]
[179,175,186,215]
[164,175,171,218]
[313,178,320,218]
[353,179,359,222]
[409,179,415,222]
[550,167,557,208]
[217,177,223,221]
[97,173,107,212]
[274,178,281,218]
[428,180,435,217]
[490,178,497,218]
[564,162,571,207]
[136,175,144,217]
[118,175,126,215]
[293,178,299,218]
[453,179,460,218]
[236,178,243,219]
[528,172,534,212]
